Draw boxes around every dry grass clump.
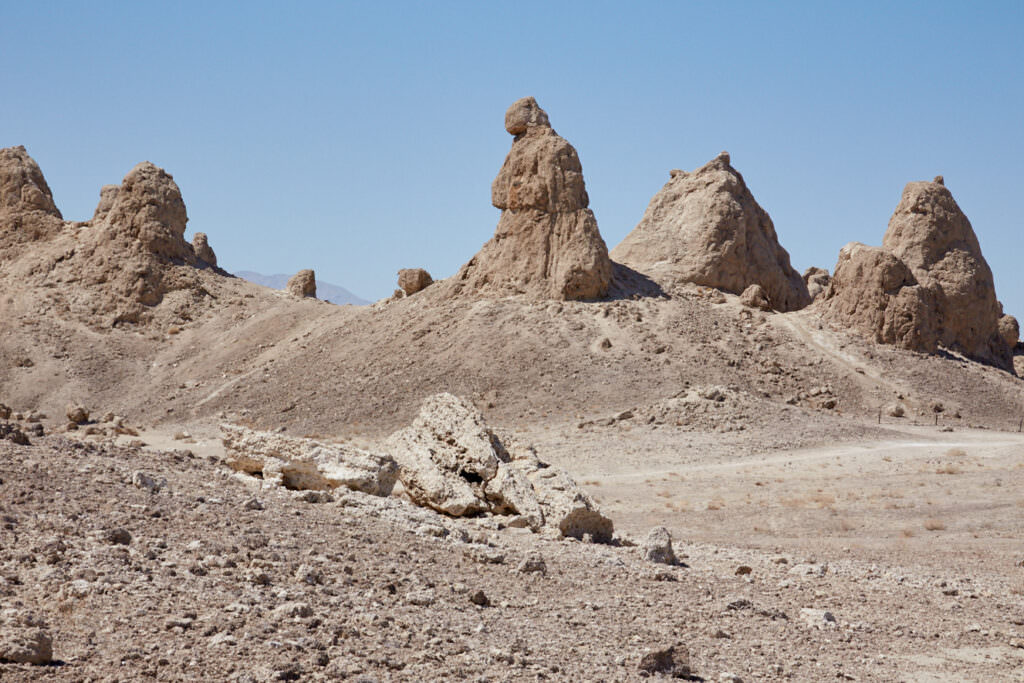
[706,498,725,510]
[945,447,967,458]
[935,463,962,475]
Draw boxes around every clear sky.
[2,2,1022,317]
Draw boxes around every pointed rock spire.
[453,97,612,301]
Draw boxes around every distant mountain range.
[234,271,371,306]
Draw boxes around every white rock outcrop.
[387,393,613,541]
[220,424,398,496]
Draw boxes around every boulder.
[0,627,52,665]
[191,232,217,267]
[739,284,771,311]
[803,266,831,301]
[611,152,810,311]
[220,424,398,496]
[452,97,612,301]
[286,269,316,298]
[998,314,1019,349]
[0,611,53,665]
[386,393,613,540]
[397,268,433,295]
[640,526,677,565]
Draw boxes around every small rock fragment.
[638,644,691,678]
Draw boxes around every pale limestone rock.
[387,393,613,540]
[220,424,397,496]
[397,268,433,295]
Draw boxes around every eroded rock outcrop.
[286,269,316,298]
[823,242,941,351]
[387,393,613,541]
[803,266,831,301]
[0,146,64,252]
[611,152,810,311]
[823,177,1012,368]
[220,424,398,496]
[192,232,217,267]
[452,97,612,301]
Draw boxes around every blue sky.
[2,2,1022,317]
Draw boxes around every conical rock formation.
[0,147,223,326]
[0,146,64,254]
[452,97,612,301]
[823,177,1012,369]
[611,152,810,311]
[882,177,1008,366]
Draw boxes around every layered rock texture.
[220,424,398,496]
[0,147,223,326]
[823,177,1014,369]
[453,97,612,301]
[611,152,810,311]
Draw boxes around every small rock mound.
[0,612,53,665]
[397,268,433,296]
[387,393,613,541]
[641,526,677,565]
[638,644,691,678]
[611,151,810,311]
[286,269,317,298]
[739,283,771,311]
[823,178,1012,368]
[452,97,613,301]
[998,314,1019,349]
